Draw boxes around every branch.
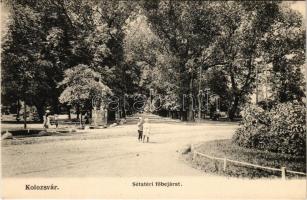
[52,0,75,31]
[205,62,229,69]
[239,56,254,96]
[229,64,238,93]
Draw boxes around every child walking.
[137,117,144,142]
[143,118,150,143]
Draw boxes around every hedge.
[233,102,306,157]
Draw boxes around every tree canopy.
[58,64,111,107]
[1,0,305,122]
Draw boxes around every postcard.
[1,1,306,199]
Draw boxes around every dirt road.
[2,122,306,199]
[2,123,237,177]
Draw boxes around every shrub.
[233,102,306,156]
[232,104,271,149]
[268,102,306,156]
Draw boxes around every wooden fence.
[190,144,306,179]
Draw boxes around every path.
[2,122,306,199]
[2,123,237,177]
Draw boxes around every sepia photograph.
[0,0,306,199]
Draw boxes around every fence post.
[281,167,286,180]
[214,160,219,172]
[191,144,196,160]
[193,151,197,161]
[223,157,227,171]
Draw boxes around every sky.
[290,1,306,19]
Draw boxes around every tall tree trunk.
[121,104,126,119]
[76,104,80,119]
[16,99,20,121]
[23,103,27,129]
[36,104,44,122]
[67,105,71,120]
[229,65,239,121]
[228,96,239,121]
[177,111,181,120]
[53,97,60,114]
[116,110,120,121]
[187,77,194,121]
[104,108,108,125]
[187,99,194,121]
[80,112,83,128]
[181,110,187,121]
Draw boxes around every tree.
[124,13,183,117]
[58,64,112,122]
[260,4,305,103]
[1,2,49,127]
[142,1,222,121]
[201,1,283,120]
[204,67,231,113]
[1,0,112,121]
[2,0,304,124]
[89,1,139,118]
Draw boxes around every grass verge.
[186,139,306,179]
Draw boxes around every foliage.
[205,67,230,112]
[92,0,138,98]
[1,2,51,121]
[269,102,306,156]
[1,0,305,123]
[140,1,305,120]
[261,4,306,103]
[124,13,182,112]
[1,0,110,119]
[124,15,160,94]
[232,104,271,149]
[233,102,306,156]
[142,1,223,120]
[58,64,112,110]
[206,2,282,120]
